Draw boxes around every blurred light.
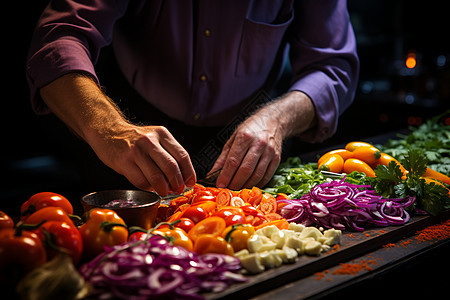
[405,93,415,104]
[406,52,417,69]
[436,55,447,68]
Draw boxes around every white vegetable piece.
[304,240,322,255]
[323,228,342,246]
[288,223,305,232]
[299,227,323,241]
[259,251,283,269]
[239,253,265,274]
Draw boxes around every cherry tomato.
[223,214,246,226]
[191,190,215,204]
[180,206,208,223]
[214,207,245,219]
[174,217,195,232]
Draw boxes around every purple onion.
[277,178,416,231]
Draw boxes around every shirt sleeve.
[288,0,359,143]
[26,0,129,114]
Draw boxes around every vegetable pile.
[1,112,449,299]
[79,235,246,299]
[277,179,414,231]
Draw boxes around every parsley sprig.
[370,149,450,215]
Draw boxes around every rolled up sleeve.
[26,0,129,114]
[288,0,359,142]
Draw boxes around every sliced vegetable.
[188,216,226,242]
[277,178,414,231]
[79,235,246,298]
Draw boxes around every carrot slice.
[188,216,226,242]
[166,211,183,223]
[216,189,232,208]
[264,212,283,222]
[230,196,245,207]
[255,219,289,231]
[258,193,277,214]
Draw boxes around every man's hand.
[91,124,196,196]
[211,91,317,190]
[40,73,196,196]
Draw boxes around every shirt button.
[204,29,211,37]
[200,74,207,81]
[193,113,201,120]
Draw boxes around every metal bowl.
[81,190,161,229]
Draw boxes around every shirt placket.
[188,1,215,125]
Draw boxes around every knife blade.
[198,168,222,187]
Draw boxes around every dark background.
[2,0,449,215]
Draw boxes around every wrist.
[264,90,317,138]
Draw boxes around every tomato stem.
[100,221,127,232]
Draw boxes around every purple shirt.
[27,0,359,142]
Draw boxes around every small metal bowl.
[81,190,161,229]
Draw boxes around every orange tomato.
[351,146,381,166]
[345,141,374,152]
[318,153,344,173]
[343,158,376,177]
[187,216,226,242]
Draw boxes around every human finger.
[159,130,197,187]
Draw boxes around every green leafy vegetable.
[370,149,450,215]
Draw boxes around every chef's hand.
[40,73,196,196]
[210,91,317,190]
[92,124,197,196]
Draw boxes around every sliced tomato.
[188,217,226,242]
[230,196,245,207]
[258,193,277,214]
[216,189,233,208]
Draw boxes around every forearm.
[260,90,317,139]
[39,73,129,145]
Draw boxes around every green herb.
[370,148,450,215]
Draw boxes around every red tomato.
[21,192,73,221]
[180,206,208,223]
[174,217,195,232]
[33,221,83,265]
[223,214,246,226]
[214,207,245,219]
[0,211,14,229]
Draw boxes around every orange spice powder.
[332,259,378,275]
[415,219,450,242]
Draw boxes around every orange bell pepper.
[78,208,128,259]
[193,234,234,255]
